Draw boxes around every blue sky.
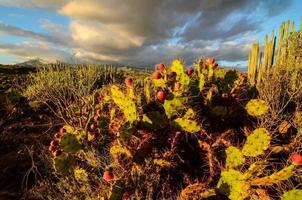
[0,0,300,68]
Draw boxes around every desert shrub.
[24,64,124,127]
[28,56,302,200]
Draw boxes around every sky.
[0,0,300,68]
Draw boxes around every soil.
[0,65,60,200]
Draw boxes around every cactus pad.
[74,167,88,182]
[251,164,296,186]
[163,97,184,118]
[281,189,302,200]
[171,59,190,88]
[59,133,81,153]
[111,85,138,123]
[174,117,201,133]
[242,128,271,157]
[245,99,269,117]
[110,144,132,158]
[199,73,205,91]
[54,154,75,175]
[217,169,249,200]
[226,146,245,168]
[153,159,172,167]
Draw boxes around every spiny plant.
[40,54,302,200]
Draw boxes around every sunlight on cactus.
[242,128,271,157]
[245,99,269,117]
[225,146,245,168]
[74,167,88,182]
[111,85,138,123]
[217,169,249,200]
[110,144,132,158]
[281,189,302,200]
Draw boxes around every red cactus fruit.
[202,63,207,69]
[157,63,165,72]
[50,140,59,147]
[125,78,133,88]
[291,153,302,165]
[60,127,66,134]
[55,133,62,139]
[103,171,115,182]
[174,82,181,90]
[53,149,62,157]
[152,71,162,79]
[186,67,193,76]
[48,145,58,152]
[156,90,167,101]
[206,58,215,65]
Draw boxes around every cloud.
[0,0,294,66]
[0,41,72,62]
[0,0,68,8]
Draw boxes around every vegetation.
[1,20,302,200]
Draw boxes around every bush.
[24,64,124,127]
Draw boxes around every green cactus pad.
[226,146,245,168]
[59,133,82,153]
[199,73,205,92]
[111,85,138,123]
[217,169,249,200]
[74,167,88,182]
[183,108,195,119]
[244,161,267,178]
[245,99,269,117]
[251,164,296,186]
[153,78,166,89]
[281,189,302,200]
[174,117,201,133]
[242,128,271,157]
[110,144,132,158]
[54,154,75,175]
[142,114,152,124]
[171,59,190,88]
[163,97,184,118]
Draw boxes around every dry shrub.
[24,64,123,127]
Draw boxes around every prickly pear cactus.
[110,144,132,158]
[199,73,205,91]
[244,161,266,178]
[251,164,296,186]
[226,146,245,168]
[163,97,185,118]
[174,117,201,133]
[217,169,249,200]
[245,99,269,117]
[59,133,81,153]
[170,59,190,88]
[74,167,88,182]
[281,189,302,200]
[111,85,138,124]
[54,154,75,174]
[242,128,271,157]
[153,159,172,167]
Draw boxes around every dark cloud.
[0,0,294,65]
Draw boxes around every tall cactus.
[247,20,301,87]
